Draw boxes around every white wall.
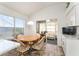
[25,3,66,46]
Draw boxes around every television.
[62,26,76,35]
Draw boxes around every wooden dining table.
[17,34,41,55]
[18,34,40,42]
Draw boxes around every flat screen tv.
[62,26,76,35]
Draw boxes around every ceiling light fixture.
[46,19,50,22]
[27,21,34,25]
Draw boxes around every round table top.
[17,34,41,42]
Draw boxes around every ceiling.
[0,2,65,16]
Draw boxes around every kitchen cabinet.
[65,2,76,26]
[66,7,76,26]
[65,2,79,26]
[61,35,66,55]
[75,5,79,26]
[62,36,79,56]
[65,38,79,56]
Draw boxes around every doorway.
[36,19,58,45]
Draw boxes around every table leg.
[27,46,38,56]
[27,42,38,55]
[28,47,32,55]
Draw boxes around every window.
[0,14,14,39]
[15,18,24,35]
[47,22,56,32]
[0,14,25,39]
[36,20,57,36]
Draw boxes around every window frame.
[0,13,25,38]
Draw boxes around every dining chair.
[32,36,46,55]
[15,35,30,56]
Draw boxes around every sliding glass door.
[15,18,24,35]
[46,21,57,37]
[0,14,25,39]
[36,20,57,33]
[0,15,14,39]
